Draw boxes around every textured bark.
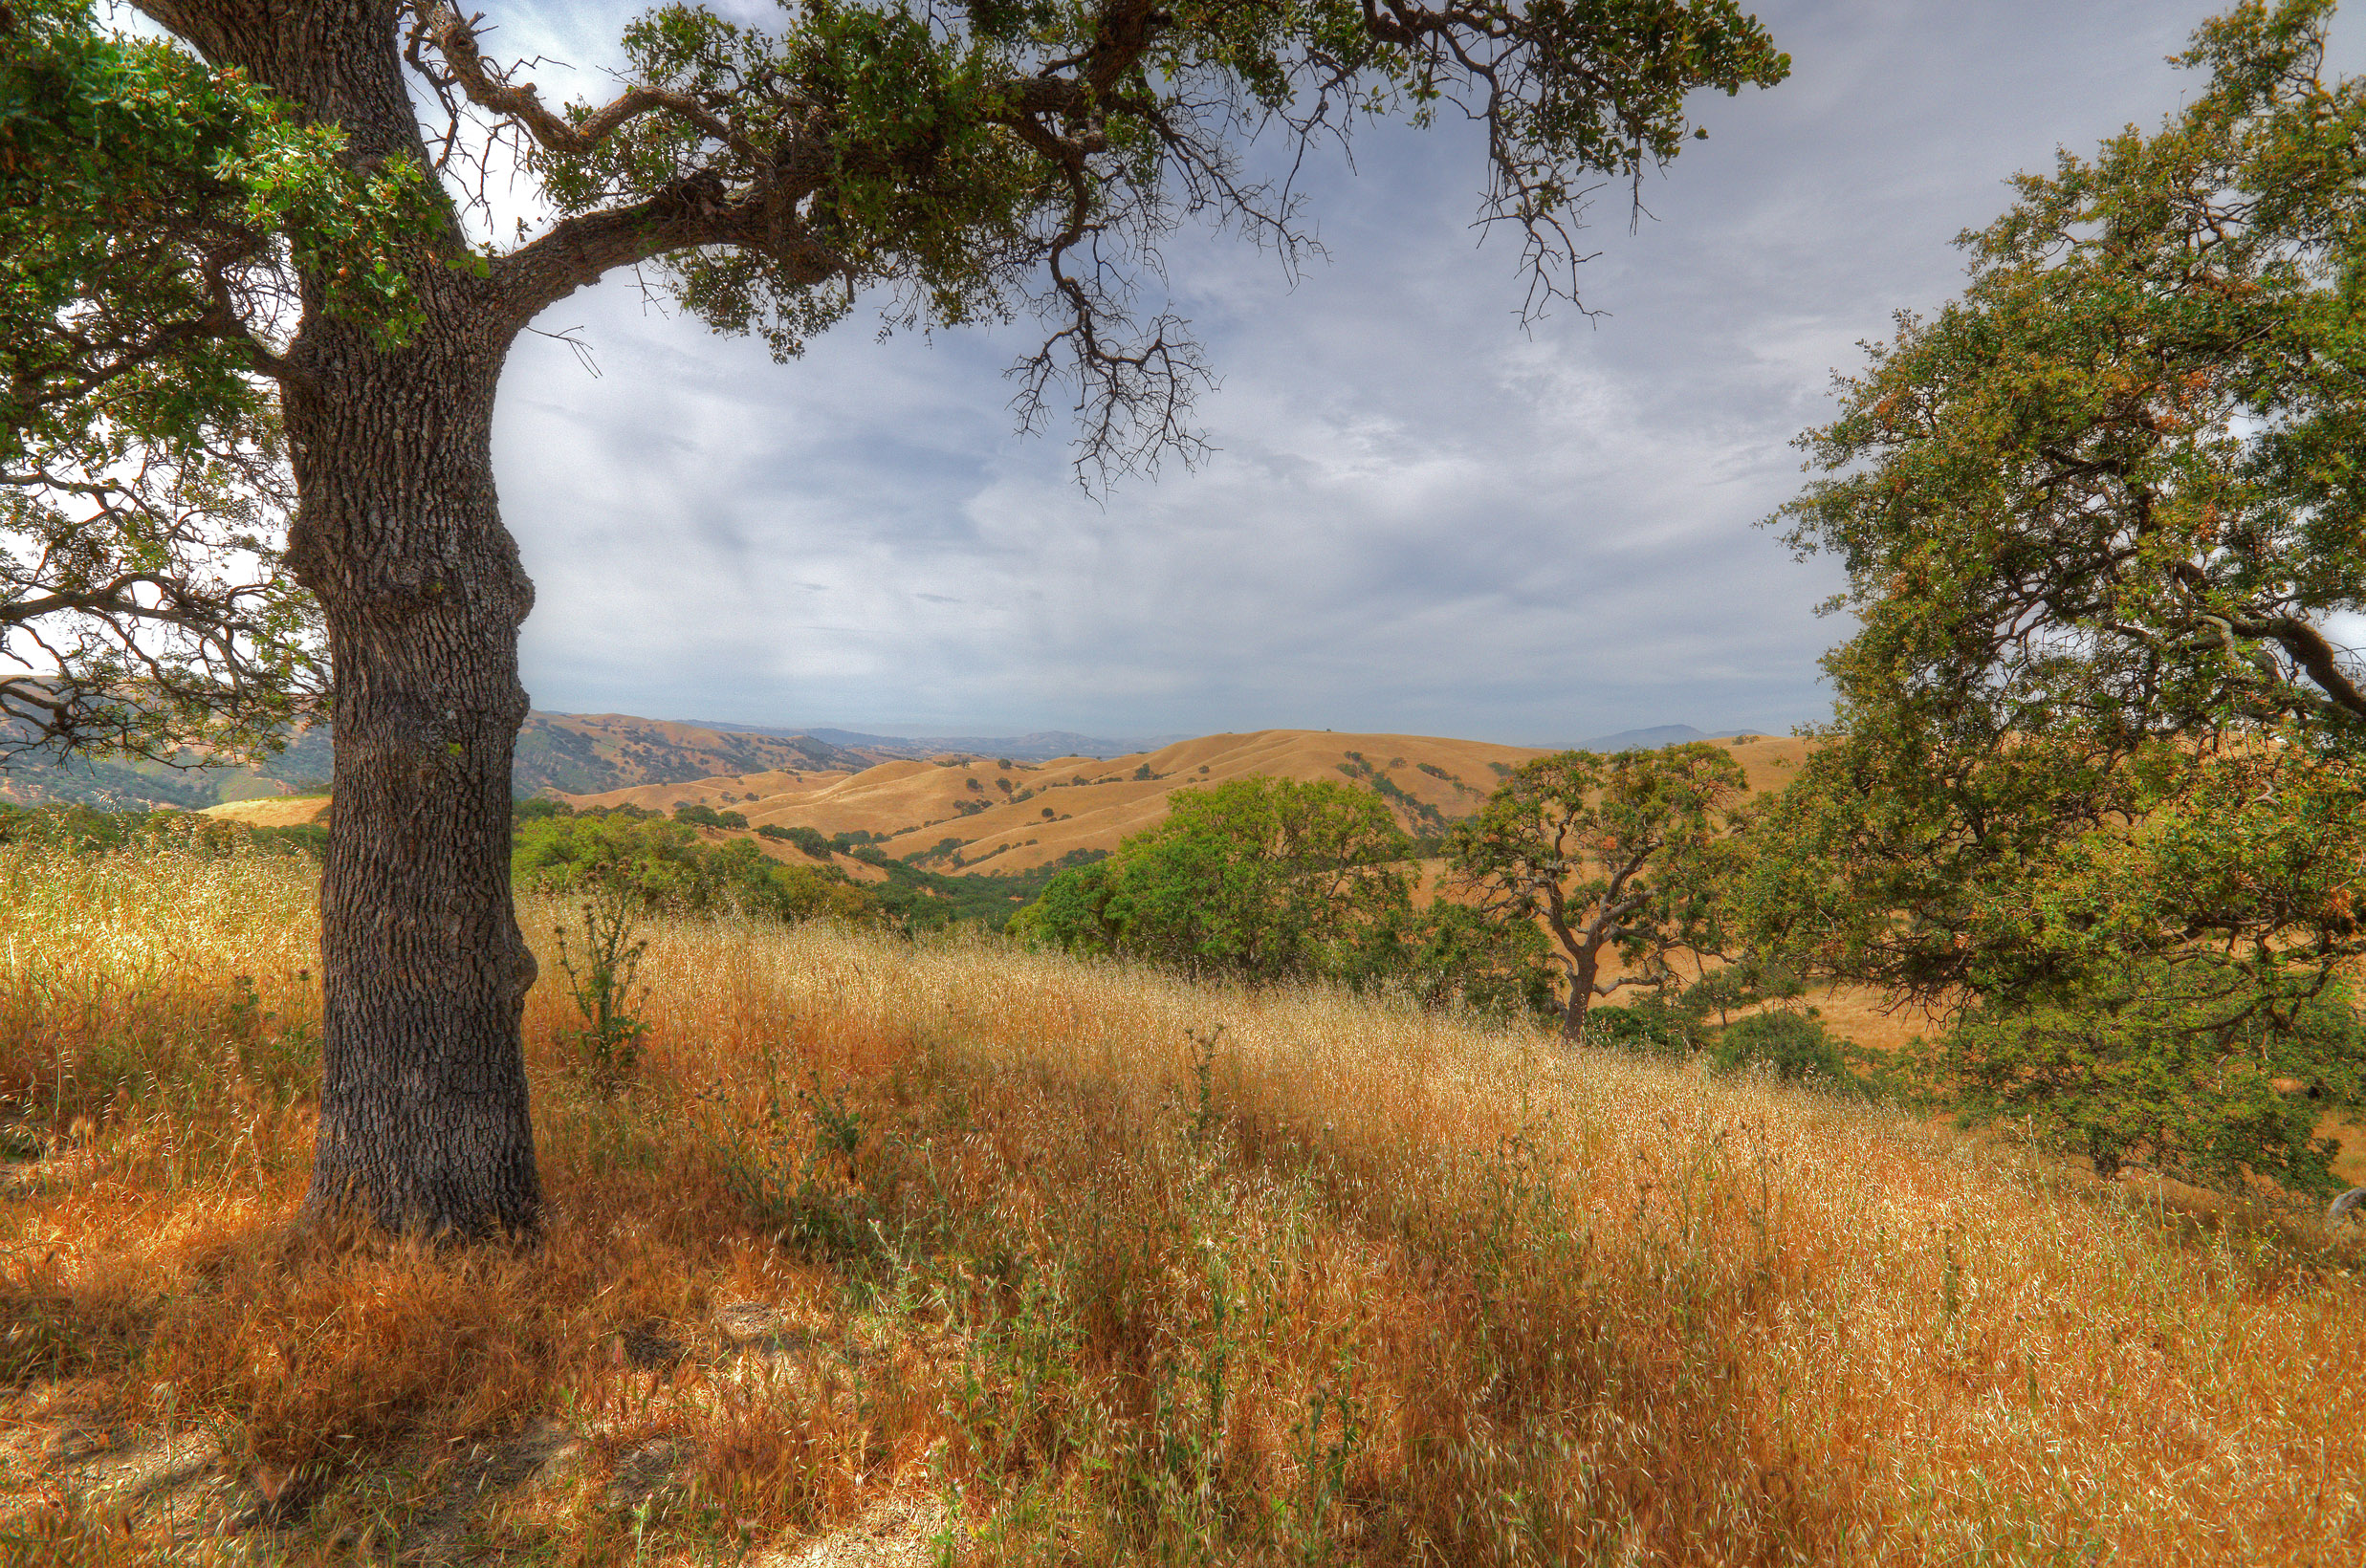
[283,308,540,1237]
[1560,949,1600,1043]
[139,0,549,1236]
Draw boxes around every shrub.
[514,812,882,925]
[1714,1009,1854,1088]
[1013,776,1413,984]
[551,885,649,1095]
[1585,998,1698,1058]
[758,823,835,860]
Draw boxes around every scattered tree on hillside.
[1445,743,1745,1042]
[1015,776,1413,982]
[1743,0,2366,1194]
[9,0,1785,1236]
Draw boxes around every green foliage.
[1710,1010,1856,1091]
[1446,743,1746,1035]
[671,802,749,830]
[1391,900,1561,1023]
[1582,997,1698,1058]
[512,811,882,925]
[1747,2,2366,1196]
[1946,960,2363,1192]
[551,886,652,1096]
[757,822,835,860]
[0,800,321,859]
[1014,776,1414,983]
[0,0,439,759]
[1,0,435,467]
[520,0,1785,475]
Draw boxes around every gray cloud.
[486,1,2357,743]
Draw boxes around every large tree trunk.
[147,0,551,1238]
[283,310,541,1238]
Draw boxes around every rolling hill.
[556,729,1814,873]
[691,723,1184,761]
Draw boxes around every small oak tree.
[1445,742,1744,1042]
[7,0,1785,1235]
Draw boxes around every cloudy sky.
[480,1,2357,746]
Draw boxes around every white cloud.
[481,0,2344,742]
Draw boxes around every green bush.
[1013,776,1413,984]
[757,822,834,860]
[1391,902,1560,1023]
[1713,1010,1855,1089]
[1585,997,1698,1058]
[513,811,880,924]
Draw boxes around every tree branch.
[410,4,743,158]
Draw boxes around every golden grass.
[3,835,2364,1564]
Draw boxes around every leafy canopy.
[1444,742,1745,1034]
[1014,774,1415,982]
[9,0,1786,760]
[1744,0,2366,1193]
[1,0,434,758]
[406,0,1787,474]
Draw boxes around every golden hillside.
[190,728,1809,884]
[562,729,1539,871]
[560,729,1810,872]
[199,795,330,828]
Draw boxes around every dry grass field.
[4,829,2365,1564]
[200,796,332,830]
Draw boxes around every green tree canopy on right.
[1746,0,2366,1194]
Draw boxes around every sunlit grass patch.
[1,837,2361,1563]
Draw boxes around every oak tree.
[1746,0,2366,1192]
[7,0,1785,1235]
[1444,742,1744,1041]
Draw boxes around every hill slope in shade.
[1,711,875,809]
[511,712,871,794]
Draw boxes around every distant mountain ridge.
[1576,724,1779,752]
[691,722,1188,761]
[4,703,1786,813]
[0,711,873,810]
